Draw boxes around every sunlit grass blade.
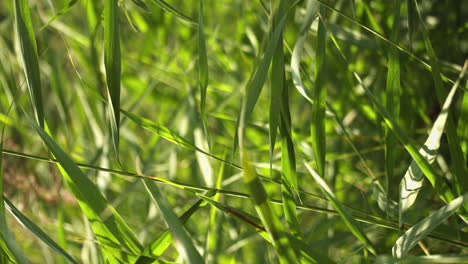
[40,0,79,30]
[291,0,318,103]
[399,61,468,226]
[242,153,299,263]
[121,109,239,169]
[149,0,196,24]
[385,0,401,218]
[142,180,203,264]
[323,20,468,222]
[414,0,468,195]
[104,0,122,162]
[393,192,468,258]
[459,80,468,161]
[304,162,377,255]
[26,114,143,262]
[376,254,468,264]
[4,197,78,264]
[136,199,203,263]
[311,12,327,177]
[13,0,44,128]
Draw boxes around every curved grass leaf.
[393,192,468,258]
[149,0,196,24]
[4,198,78,264]
[132,0,150,13]
[399,61,468,226]
[26,114,143,262]
[290,0,318,103]
[322,19,468,223]
[304,162,377,255]
[40,0,79,31]
[414,0,468,195]
[104,0,122,162]
[13,0,44,128]
[198,0,208,115]
[142,180,203,264]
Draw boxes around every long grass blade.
[142,180,203,264]
[384,0,401,218]
[393,192,468,258]
[13,0,44,128]
[399,61,468,226]
[304,162,377,255]
[26,113,143,262]
[121,109,239,169]
[104,0,122,161]
[310,11,327,177]
[4,198,78,264]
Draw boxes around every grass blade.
[376,254,468,264]
[304,162,377,255]
[198,0,208,116]
[385,0,401,218]
[13,0,44,128]
[40,0,79,30]
[399,61,468,226]
[393,192,468,258]
[290,0,318,103]
[4,197,78,264]
[104,0,122,161]
[310,11,327,177]
[149,0,196,24]
[121,109,239,169]
[242,153,299,263]
[26,114,143,262]
[142,180,203,264]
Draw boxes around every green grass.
[0,0,467,263]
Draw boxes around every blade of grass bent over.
[104,0,122,162]
[393,192,468,258]
[399,61,468,226]
[323,20,468,222]
[290,0,319,103]
[304,162,377,255]
[142,180,203,264]
[385,0,401,218]
[414,0,468,195]
[13,0,44,128]
[26,114,143,263]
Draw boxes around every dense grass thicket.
[0,0,467,263]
